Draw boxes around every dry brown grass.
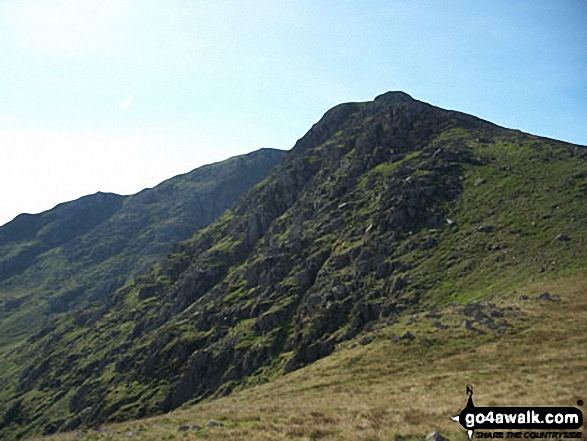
[33,272,587,441]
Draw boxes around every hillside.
[0,148,285,428]
[1,92,586,439]
[34,272,587,440]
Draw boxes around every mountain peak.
[373,90,415,103]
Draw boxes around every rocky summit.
[1,92,585,439]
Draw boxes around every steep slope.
[2,92,586,439]
[0,148,285,414]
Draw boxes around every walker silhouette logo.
[451,386,583,440]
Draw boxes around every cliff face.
[2,92,586,439]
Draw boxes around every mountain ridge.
[0,148,286,394]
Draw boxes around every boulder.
[427,431,449,441]
[401,331,415,341]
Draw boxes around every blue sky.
[1,0,586,226]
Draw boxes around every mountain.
[0,148,285,429]
[1,92,586,439]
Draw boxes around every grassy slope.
[396,127,587,306]
[34,270,587,440]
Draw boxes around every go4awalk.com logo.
[451,386,584,440]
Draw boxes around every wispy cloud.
[120,94,133,111]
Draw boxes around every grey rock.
[489,309,504,318]
[207,419,224,428]
[538,292,559,301]
[463,302,486,321]
[477,225,494,233]
[360,336,374,345]
[401,331,415,341]
[556,234,571,242]
[462,319,473,331]
[390,276,408,294]
[427,430,449,441]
